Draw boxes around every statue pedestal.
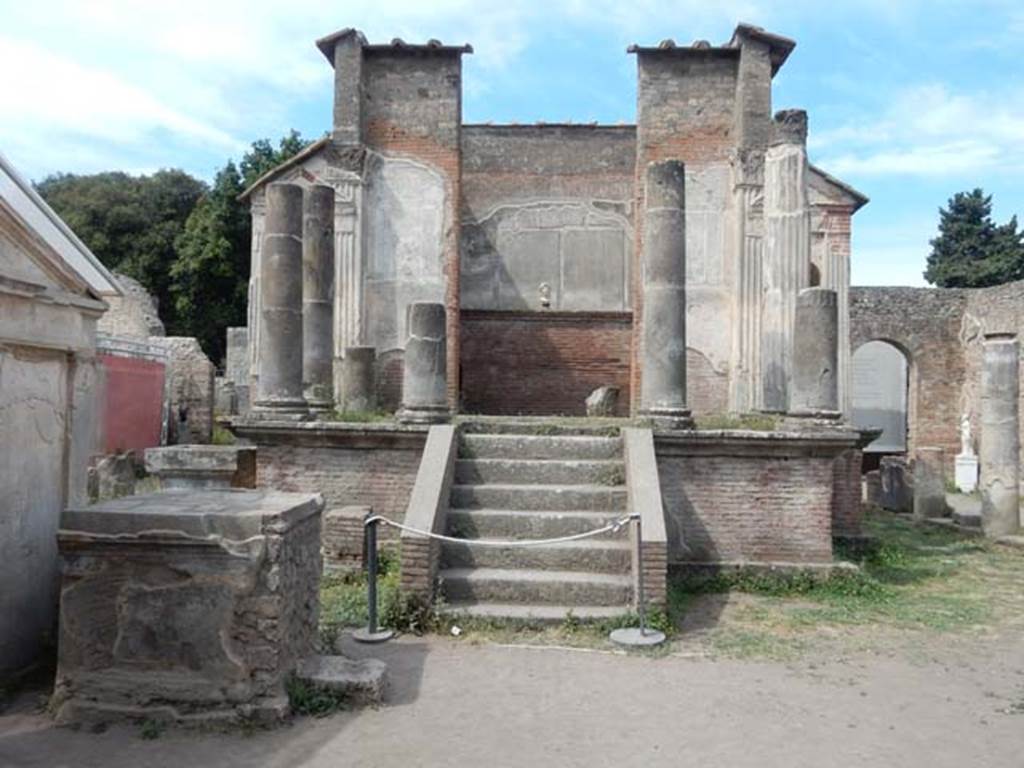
[955,453,978,493]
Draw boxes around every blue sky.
[2,0,1022,286]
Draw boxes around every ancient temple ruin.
[236,23,866,418]
[221,23,874,624]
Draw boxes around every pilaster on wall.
[729,34,773,413]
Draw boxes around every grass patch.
[668,508,1024,658]
[319,550,439,646]
[694,413,778,431]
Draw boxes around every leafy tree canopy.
[36,169,206,325]
[36,131,314,363]
[924,188,1024,288]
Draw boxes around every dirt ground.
[2,628,1022,768]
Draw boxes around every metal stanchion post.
[353,516,394,644]
[610,514,665,647]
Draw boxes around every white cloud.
[0,37,239,150]
[813,83,1024,177]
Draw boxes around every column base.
[251,397,311,421]
[639,407,694,431]
[396,405,451,425]
[305,398,335,417]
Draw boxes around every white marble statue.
[959,413,974,457]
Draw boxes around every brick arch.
[849,287,968,467]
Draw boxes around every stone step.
[460,434,623,461]
[454,458,625,486]
[447,508,627,540]
[450,483,627,512]
[459,419,625,437]
[440,538,632,573]
[440,567,632,606]
[440,601,629,624]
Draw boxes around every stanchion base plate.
[609,627,666,647]
[352,628,394,644]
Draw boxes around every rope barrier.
[364,512,638,548]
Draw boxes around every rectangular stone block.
[54,489,324,726]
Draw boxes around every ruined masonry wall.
[96,271,165,340]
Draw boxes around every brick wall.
[657,444,836,564]
[257,443,422,523]
[460,310,632,416]
[831,449,864,538]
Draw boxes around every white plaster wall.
[363,155,446,353]
[0,346,67,675]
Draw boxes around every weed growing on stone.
[694,413,778,431]
[139,719,164,740]
[286,677,349,718]
[324,409,394,424]
[596,465,626,486]
[211,425,236,445]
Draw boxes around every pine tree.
[924,189,1024,287]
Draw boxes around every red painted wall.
[99,353,165,454]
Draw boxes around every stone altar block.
[54,489,324,726]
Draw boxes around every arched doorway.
[851,340,909,457]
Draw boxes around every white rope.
[365,512,638,548]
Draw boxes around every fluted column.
[761,110,810,412]
[254,182,306,415]
[302,184,335,412]
[980,333,1020,537]
[638,161,693,429]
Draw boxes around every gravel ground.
[2,631,1022,768]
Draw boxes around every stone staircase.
[438,421,633,621]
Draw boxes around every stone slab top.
[61,489,324,542]
[231,418,428,450]
[655,424,863,458]
[144,445,254,474]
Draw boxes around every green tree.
[924,189,1024,288]
[171,162,249,360]
[171,131,314,362]
[36,170,206,327]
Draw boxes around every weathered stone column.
[913,446,947,520]
[302,184,335,412]
[397,303,448,423]
[638,161,692,429]
[254,182,306,415]
[980,333,1020,537]
[340,346,376,413]
[761,110,810,412]
[790,287,839,416]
